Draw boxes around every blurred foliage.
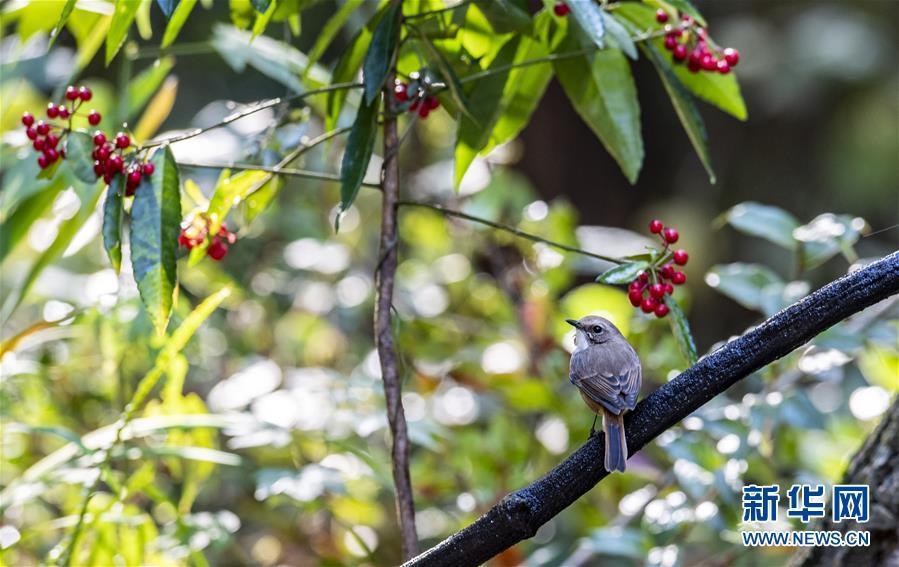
[1,1,897,566]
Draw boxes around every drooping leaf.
[130,146,181,335]
[554,37,643,183]
[338,94,379,223]
[604,12,637,60]
[567,0,605,50]
[102,176,125,273]
[157,0,180,19]
[304,0,365,78]
[251,0,278,37]
[595,261,649,284]
[134,76,179,143]
[665,295,698,365]
[128,57,176,119]
[206,169,271,234]
[135,0,153,39]
[362,1,401,104]
[455,36,520,188]
[723,202,799,250]
[326,16,376,131]
[161,0,197,48]
[62,131,97,183]
[240,175,283,224]
[475,0,532,34]
[49,0,77,48]
[706,263,784,312]
[106,0,142,66]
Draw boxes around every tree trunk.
[792,396,899,567]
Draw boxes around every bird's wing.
[570,346,641,414]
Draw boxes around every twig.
[398,201,623,264]
[402,251,899,567]
[140,82,362,149]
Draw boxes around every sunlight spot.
[849,386,889,420]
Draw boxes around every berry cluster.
[89,131,152,195]
[553,2,570,16]
[657,10,740,74]
[392,76,440,119]
[626,219,689,319]
[20,84,101,169]
[178,215,238,261]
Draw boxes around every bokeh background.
[1,1,897,566]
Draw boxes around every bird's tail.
[602,412,628,473]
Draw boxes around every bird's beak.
[565,319,580,329]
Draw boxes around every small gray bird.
[566,316,642,472]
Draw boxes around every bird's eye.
[592,325,603,333]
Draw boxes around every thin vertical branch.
[376,2,419,559]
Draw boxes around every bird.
[566,315,642,472]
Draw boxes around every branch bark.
[404,251,899,567]
[376,67,419,559]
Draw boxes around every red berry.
[655,9,669,23]
[88,111,101,125]
[716,59,731,74]
[93,161,105,176]
[723,47,740,67]
[44,148,59,163]
[687,58,701,73]
[654,303,670,318]
[663,227,679,243]
[25,127,37,140]
[394,82,409,102]
[408,99,419,112]
[673,249,688,265]
[673,44,687,62]
[47,103,59,118]
[141,162,155,176]
[628,289,643,307]
[123,177,135,194]
[128,170,142,185]
[660,263,675,280]
[689,49,703,66]
[108,155,123,172]
[21,112,35,127]
[672,271,687,285]
[701,54,717,71]
[427,96,440,110]
[58,106,70,119]
[36,121,49,135]
[33,138,46,151]
[178,231,192,248]
[638,272,649,283]
[78,86,92,101]
[628,279,645,293]
[664,283,674,295]
[37,155,49,169]
[418,105,430,119]
[46,134,59,148]
[649,219,664,233]
[649,284,665,299]
[93,131,106,146]
[115,133,130,149]
[641,297,658,314]
[207,239,228,260]
[553,3,570,17]
[664,34,678,51]
[96,145,111,160]
[65,86,79,101]
[681,14,692,23]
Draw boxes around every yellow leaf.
[133,76,178,143]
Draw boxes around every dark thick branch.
[376,25,419,560]
[404,251,899,567]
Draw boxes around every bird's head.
[566,315,623,346]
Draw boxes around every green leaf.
[157,0,179,18]
[554,38,643,183]
[595,261,649,284]
[604,12,637,60]
[724,202,799,250]
[338,94,379,223]
[128,57,176,119]
[326,20,375,132]
[103,177,125,273]
[567,0,605,49]
[49,0,77,48]
[637,38,715,182]
[106,0,142,66]
[161,0,197,48]
[474,0,532,34]
[455,37,520,189]
[658,0,706,27]
[251,0,277,37]
[706,263,784,312]
[250,0,271,12]
[665,295,697,365]
[415,33,472,119]
[206,169,271,234]
[362,1,401,104]
[304,0,365,78]
[795,213,865,269]
[240,175,283,223]
[131,146,181,335]
[64,131,98,183]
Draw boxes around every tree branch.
[403,251,899,567]
[377,7,420,558]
